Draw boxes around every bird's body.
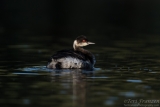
[47,36,95,70]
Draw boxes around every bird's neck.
[73,40,89,54]
[73,40,95,65]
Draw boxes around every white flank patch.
[58,57,83,68]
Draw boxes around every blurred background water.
[0,0,160,107]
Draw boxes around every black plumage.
[48,49,94,64]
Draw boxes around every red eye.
[82,39,86,42]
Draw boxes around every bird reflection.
[50,69,94,107]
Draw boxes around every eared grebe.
[47,35,96,70]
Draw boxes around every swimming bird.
[47,35,95,70]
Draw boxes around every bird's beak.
[88,42,95,44]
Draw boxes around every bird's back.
[47,49,95,70]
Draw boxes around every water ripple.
[126,79,142,83]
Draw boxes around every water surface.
[0,35,160,107]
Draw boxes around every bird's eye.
[82,39,86,42]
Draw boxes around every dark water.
[0,35,160,107]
